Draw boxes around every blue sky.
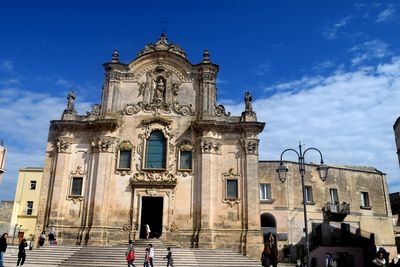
[1,1,400,200]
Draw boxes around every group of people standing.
[126,240,174,267]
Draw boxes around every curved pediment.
[136,33,187,60]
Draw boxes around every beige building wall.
[10,167,43,241]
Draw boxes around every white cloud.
[376,5,396,23]
[323,16,352,40]
[0,60,14,72]
[224,56,400,193]
[0,85,92,200]
[350,39,390,65]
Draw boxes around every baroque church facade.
[36,34,396,263]
[36,34,265,258]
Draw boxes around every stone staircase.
[4,239,296,267]
[3,245,82,267]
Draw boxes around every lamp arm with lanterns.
[276,143,329,267]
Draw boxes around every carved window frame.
[66,166,86,203]
[116,140,134,172]
[177,141,193,172]
[222,168,241,207]
[143,129,169,171]
[70,177,84,196]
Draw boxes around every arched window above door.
[145,130,166,169]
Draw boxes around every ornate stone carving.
[129,171,177,186]
[56,138,70,153]
[200,139,221,154]
[66,195,84,204]
[137,33,187,59]
[86,104,101,118]
[241,139,259,155]
[141,116,173,126]
[123,63,193,116]
[223,168,240,178]
[71,166,86,176]
[91,137,115,153]
[124,100,171,116]
[119,140,133,151]
[116,170,132,176]
[173,102,194,116]
[170,221,178,232]
[222,198,240,208]
[179,142,193,152]
[146,188,159,196]
[215,104,230,116]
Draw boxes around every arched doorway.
[260,213,277,243]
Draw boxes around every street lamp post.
[276,142,329,267]
[12,223,18,245]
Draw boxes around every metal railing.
[325,202,350,214]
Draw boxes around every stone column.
[198,137,221,248]
[241,138,263,258]
[84,136,115,245]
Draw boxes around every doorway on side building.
[261,213,277,243]
[140,196,163,239]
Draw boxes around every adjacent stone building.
[36,34,396,263]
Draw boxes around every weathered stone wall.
[259,161,396,261]
[0,200,14,234]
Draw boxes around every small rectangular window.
[305,186,313,203]
[260,184,271,200]
[360,191,370,207]
[26,201,33,215]
[179,151,192,170]
[30,180,37,190]
[118,150,132,169]
[329,188,339,203]
[226,179,238,199]
[71,177,83,196]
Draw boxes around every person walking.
[16,239,27,266]
[126,240,136,267]
[48,229,55,245]
[261,242,272,267]
[145,224,151,239]
[144,247,150,267]
[0,233,8,267]
[163,247,174,267]
[148,244,155,267]
[38,231,45,247]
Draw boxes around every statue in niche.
[154,77,166,100]
[244,91,253,113]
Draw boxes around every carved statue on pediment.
[67,91,76,111]
[245,91,253,113]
